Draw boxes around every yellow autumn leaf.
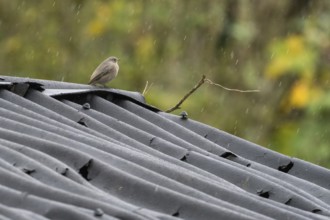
[266,56,291,78]
[288,79,310,109]
[86,20,106,37]
[4,36,22,53]
[85,3,111,37]
[265,35,315,79]
[135,35,155,62]
[286,35,304,56]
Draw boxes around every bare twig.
[142,81,149,95]
[205,79,260,93]
[142,81,154,96]
[165,75,206,113]
[165,74,260,113]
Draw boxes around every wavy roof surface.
[0,76,329,220]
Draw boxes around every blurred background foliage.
[0,0,330,168]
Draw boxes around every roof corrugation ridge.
[162,112,330,190]
[0,76,330,220]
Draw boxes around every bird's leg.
[93,83,107,88]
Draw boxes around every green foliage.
[0,0,330,168]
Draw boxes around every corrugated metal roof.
[0,76,329,220]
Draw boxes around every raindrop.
[230,51,234,59]
[270,52,275,59]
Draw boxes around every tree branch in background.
[165,75,260,113]
[165,75,206,113]
[205,79,260,93]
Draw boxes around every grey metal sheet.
[0,76,330,220]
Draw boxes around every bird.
[88,56,119,86]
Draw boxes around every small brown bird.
[88,56,119,86]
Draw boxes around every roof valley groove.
[0,76,330,220]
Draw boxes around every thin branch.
[165,74,260,113]
[165,75,206,113]
[142,81,149,96]
[142,81,154,96]
[205,79,260,93]
[146,82,153,95]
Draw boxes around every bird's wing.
[88,63,115,85]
